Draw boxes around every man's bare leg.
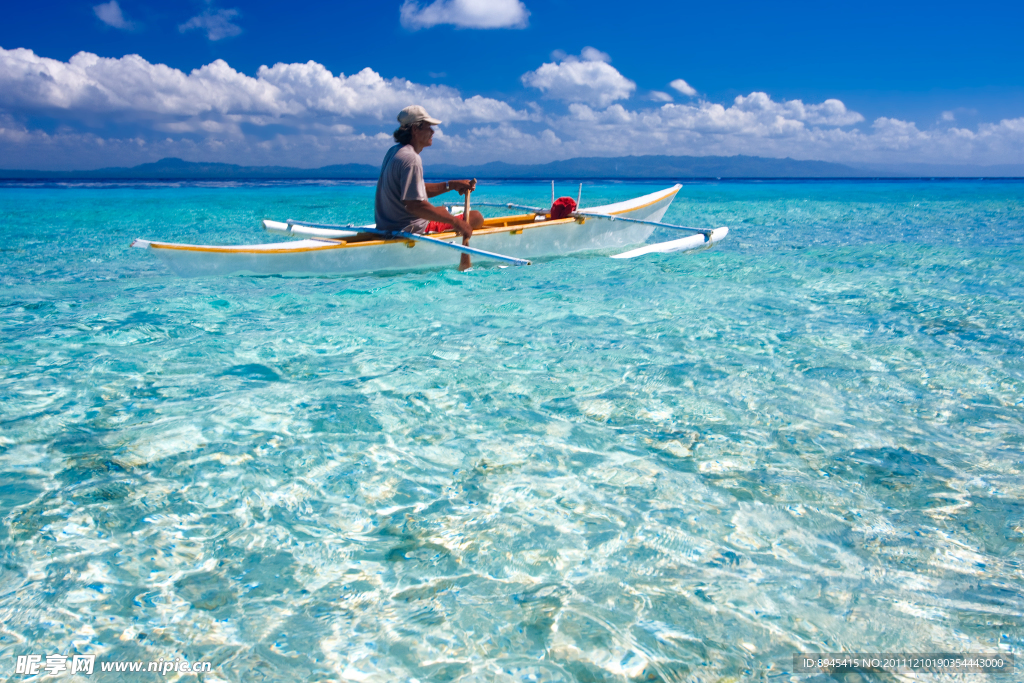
[459,210,485,271]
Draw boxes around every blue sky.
[1,0,1022,169]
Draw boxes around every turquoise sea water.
[1,180,1022,681]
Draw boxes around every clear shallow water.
[1,180,1022,681]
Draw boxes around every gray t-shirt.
[374,144,428,233]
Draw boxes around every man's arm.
[424,179,477,199]
[403,200,473,238]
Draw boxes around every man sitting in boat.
[375,105,483,238]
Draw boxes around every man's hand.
[452,215,473,239]
[424,179,476,199]
[449,179,477,195]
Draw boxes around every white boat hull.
[133,185,683,277]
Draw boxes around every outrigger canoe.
[131,184,728,277]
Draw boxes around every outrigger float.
[131,184,728,277]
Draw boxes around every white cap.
[397,105,441,127]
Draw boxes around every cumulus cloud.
[531,94,1023,166]
[179,8,243,41]
[669,78,696,97]
[546,92,866,153]
[521,47,635,108]
[400,0,529,30]
[0,49,283,119]
[649,91,673,102]
[0,110,398,170]
[0,47,525,125]
[256,61,527,123]
[93,0,134,29]
[731,92,864,126]
[579,46,611,63]
[0,47,534,166]
[436,122,562,159]
[1,46,1022,170]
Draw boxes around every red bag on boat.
[549,196,577,219]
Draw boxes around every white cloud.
[0,48,542,168]
[870,116,926,149]
[567,103,636,125]
[669,78,696,97]
[518,91,1022,166]
[400,0,529,30]
[93,0,133,29]
[579,46,611,63]
[0,49,287,118]
[179,8,242,41]
[1,47,1022,170]
[731,92,864,126]
[649,91,673,102]
[256,60,526,122]
[438,122,561,158]
[941,111,955,121]
[0,48,525,124]
[521,47,635,108]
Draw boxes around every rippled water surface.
[1,180,1023,681]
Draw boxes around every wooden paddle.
[459,182,474,271]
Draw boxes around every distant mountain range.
[0,157,382,180]
[1,155,1022,179]
[428,155,867,178]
